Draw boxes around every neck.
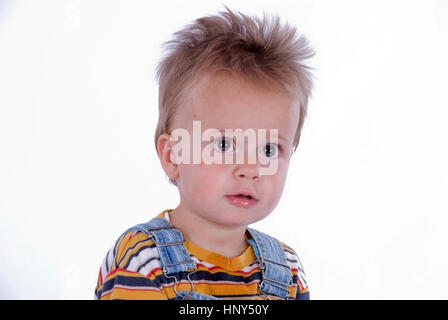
[168,205,248,258]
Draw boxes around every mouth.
[225,192,259,208]
[229,193,256,200]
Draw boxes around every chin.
[225,212,266,227]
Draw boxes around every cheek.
[178,163,229,196]
[276,162,290,184]
[265,160,290,197]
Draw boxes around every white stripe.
[239,262,260,273]
[282,248,309,289]
[106,247,114,271]
[192,256,214,268]
[298,268,308,289]
[137,257,163,276]
[119,236,154,264]
[284,249,299,262]
[100,247,114,282]
[283,249,303,271]
[192,256,260,273]
[127,246,161,272]
[113,284,163,292]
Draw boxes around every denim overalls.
[122,217,294,300]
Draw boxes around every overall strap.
[247,228,293,299]
[123,217,196,275]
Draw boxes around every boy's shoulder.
[279,241,307,274]
[97,212,170,281]
[99,222,161,279]
[245,227,310,298]
[248,227,307,273]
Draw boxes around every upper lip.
[226,191,259,201]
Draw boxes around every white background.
[1,0,447,299]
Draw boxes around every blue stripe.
[296,290,310,300]
[101,273,161,294]
[187,270,262,284]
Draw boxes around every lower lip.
[225,195,258,208]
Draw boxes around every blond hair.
[154,6,315,184]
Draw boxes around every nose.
[233,163,260,181]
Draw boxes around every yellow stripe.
[95,274,104,293]
[116,233,156,269]
[190,281,259,296]
[185,240,257,271]
[280,242,296,253]
[104,268,164,282]
[101,287,167,300]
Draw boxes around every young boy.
[95,6,314,300]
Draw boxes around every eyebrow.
[275,135,289,143]
[215,128,291,145]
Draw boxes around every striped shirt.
[94,209,310,300]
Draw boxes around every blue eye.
[261,143,279,158]
[214,137,234,152]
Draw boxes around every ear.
[157,133,179,182]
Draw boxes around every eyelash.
[215,137,283,155]
[275,143,283,153]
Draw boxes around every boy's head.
[154,7,314,227]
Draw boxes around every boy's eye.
[214,137,234,152]
[261,143,279,158]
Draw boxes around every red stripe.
[128,230,138,239]
[146,267,162,278]
[295,270,305,291]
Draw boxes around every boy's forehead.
[187,70,290,102]
[185,71,298,114]
[175,70,300,142]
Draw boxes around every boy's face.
[166,72,300,228]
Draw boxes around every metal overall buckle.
[258,258,293,300]
[162,265,198,300]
